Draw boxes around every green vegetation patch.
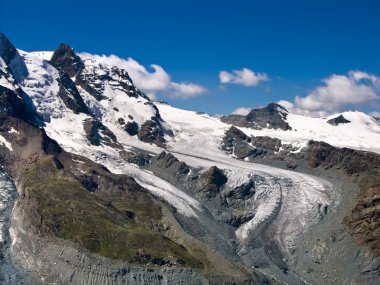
[22,156,203,268]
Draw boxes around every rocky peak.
[0,32,17,64]
[197,166,227,197]
[50,43,83,77]
[221,103,291,131]
[327,114,351,126]
[0,32,28,81]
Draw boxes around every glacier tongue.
[156,103,333,255]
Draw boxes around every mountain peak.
[0,32,17,64]
[50,43,83,77]
[221,102,291,130]
[263,102,289,114]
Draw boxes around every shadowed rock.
[221,103,291,130]
[0,32,28,81]
[327,114,351,126]
[124,121,138,136]
[137,120,166,147]
[197,166,227,197]
[50,43,83,78]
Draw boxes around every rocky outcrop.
[148,152,190,183]
[327,114,351,126]
[119,150,152,166]
[75,57,148,101]
[196,166,227,198]
[138,120,166,147]
[125,121,139,136]
[50,43,83,78]
[83,118,122,148]
[56,71,90,114]
[0,32,28,80]
[0,85,38,125]
[221,103,291,130]
[306,141,380,256]
[222,126,286,160]
[49,44,91,114]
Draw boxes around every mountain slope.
[0,32,379,285]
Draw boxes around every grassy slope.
[22,156,203,268]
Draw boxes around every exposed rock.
[250,136,282,152]
[196,166,227,197]
[223,212,255,227]
[0,32,28,80]
[124,121,138,136]
[311,240,328,264]
[150,152,190,179]
[222,126,256,159]
[119,150,152,167]
[83,118,122,149]
[221,103,291,130]
[56,71,90,114]
[75,59,147,101]
[306,141,380,256]
[117,117,125,125]
[49,43,90,115]
[0,85,37,125]
[0,32,17,65]
[327,114,351,126]
[222,127,284,160]
[137,120,166,147]
[50,43,83,78]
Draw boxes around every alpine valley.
[0,32,379,285]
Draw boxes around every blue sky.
[1,0,380,116]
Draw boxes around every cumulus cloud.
[167,82,208,99]
[79,53,207,100]
[369,111,380,118]
[232,107,252,116]
[219,68,268,87]
[280,71,380,117]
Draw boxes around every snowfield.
[239,110,380,155]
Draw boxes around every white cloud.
[369,111,380,118]
[295,71,379,113]
[277,100,329,117]
[219,68,268,87]
[167,82,208,99]
[279,71,380,117]
[232,107,252,116]
[79,53,207,100]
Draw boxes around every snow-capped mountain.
[0,33,379,285]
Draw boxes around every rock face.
[149,151,190,182]
[119,150,152,167]
[49,44,90,114]
[221,103,291,130]
[327,114,351,126]
[222,126,285,160]
[56,71,90,114]
[138,120,166,147]
[0,85,37,125]
[306,141,380,256]
[0,32,28,80]
[196,166,227,197]
[50,43,83,78]
[124,121,139,136]
[75,55,147,101]
[83,118,121,148]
